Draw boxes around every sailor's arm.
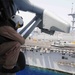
[0,26,25,45]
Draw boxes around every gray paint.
[13,0,44,15]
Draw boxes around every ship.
[20,30,75,75]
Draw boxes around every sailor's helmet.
[11,15,24,28]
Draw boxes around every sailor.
[0,0,25,73]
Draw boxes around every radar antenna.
[68,3,75,30]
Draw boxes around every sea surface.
[16,65,71,75]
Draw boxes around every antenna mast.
[68,3,75,30]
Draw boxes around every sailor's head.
[11,15,24,28]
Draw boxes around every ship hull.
[24,49,75,74]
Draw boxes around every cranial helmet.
[11,15,24,28]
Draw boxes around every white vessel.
[21,31,75,74]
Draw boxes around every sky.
[17,0,75,32]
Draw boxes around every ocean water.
[16,65,71,75]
